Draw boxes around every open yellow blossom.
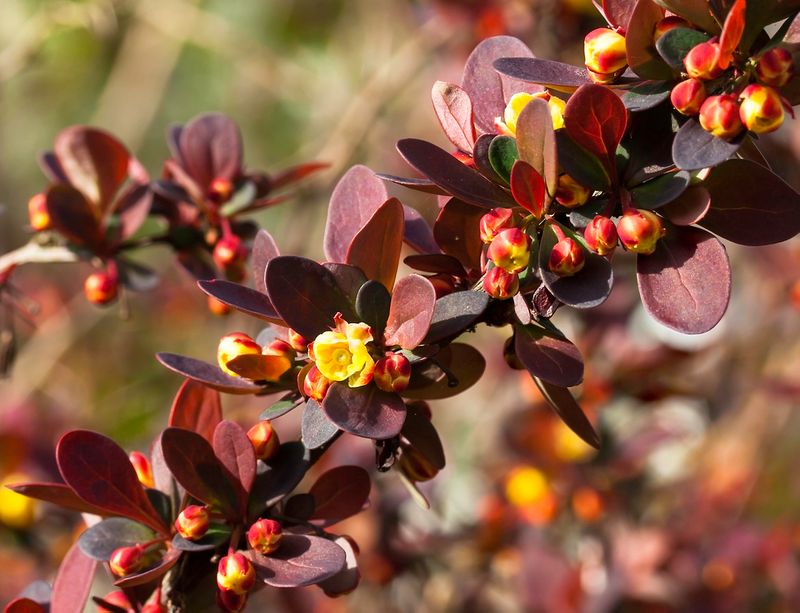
[310,316,375,387]
[495,91,566,135]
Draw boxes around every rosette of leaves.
[6,380,362,611]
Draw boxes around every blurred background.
[3,0,800,610]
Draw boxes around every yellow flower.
[495,91,566,135]
[310,318,375,387]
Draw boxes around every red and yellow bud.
[479,208,515,244]
[97,591,133,613]
[84,270,118,305]
[483,266,519,300]
[208,177,234,203]
[699,94,744,140]
[584,28,627,80]
[28,193,51,231]
[109,545,146,577]
[372,353,412,393]
[247,518,283,555]
[263,339,295,361]
[756,47,794,88]
[287,329,309,353]
[684,41,723,80]
[653,16,690,44]
[129,451,154,489]
[247,420,280,461]
[617,209,665,255]
[486,228,531,273]
[670,78,706,115]
[548,237,585,277]
[572,487,605,523]
[583,215,618,256]
[555,174,591,208]
[739,84,785,134]
[303,364,331,401]
[174,505,210,540]
[217,332,262,376]
[217,552,256,595]
[213,234,246,269]
[217,589,247,612]
[208,295,232,316]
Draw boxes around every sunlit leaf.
[322,384,406,439]
[346,198,404,290]
[168,378,222,443]
[156,353,262,395]
[247,535,346,588]
[384,275,436,349]
[431,81,476,152]
[213,420,257,500]
[515,324,584,387]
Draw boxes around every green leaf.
[259,394,303,420]
[655,27,710,69]
[555,131,610,191]
[487,135,519,185]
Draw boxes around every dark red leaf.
[493,58,638,92]
[699,159,800,245]
[168,378,223,443]
[516,98,558,198]
[322,384,406,439]
[355,281,391,338]
[56,430,165,534]
[510,160,546,219]
[5,482,110,516]
[433,198,485,271]
[114,183,152,241]
[424,291,490,344]
[269,161,329,191]
[401,403,445,470]
[114,548,182,589]
[403,204,441,255]
[637,225,731,334]
[323,263,368,304]
[324,165,388,263]
[397,139,515,209]
[197,279,283,324]
[156,353,262,395]
[44,185,104,249]
[247,534,346,588]
[319,536,361,597]
[431,81,476,152]
[309,466,371,524]
[534,377,601,449]
[265,256,358,340]
[515,324,584,387]
[383,275,436,349]
[651,0,719,32]
[403,343,486,400]
[661,186,711,226]
[672,118,743,171]
[213,421,257,499]
[252,229,280,294]
[249,442,309,511]
[4,598,46,612]
[78,517,156,561]
[625,0,674,80]
[51,542,97,613]
[178,113,242,191]
[375,173,448,196]
[38,150,68,183]
[602,0,636,30]
[718,0,746,69]
[346,198,404,290]
[301,400,340,450]
[404,254,466,277]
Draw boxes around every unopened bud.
[97,591,132,613]
[303,364,331,401]
[486,228,531,273]
[572,486,605,523]
[129,451,154,489]
[653,16,690,44]
[739,84,784,134]
[584,28,628,80]
[548,237,585,277]
[109,545,146,577]
[372,354,411,393]
[247,420,280,461]
[174,505,210,540]
[555,174,591,208]
[247,518,283,555]
[213,235,246,269]
[617,209,665,255]
[28,193,51,231]
[263,339,295,361]
[495,91,566,135]
[483,266,519,300]
[217,332,262,377]
[84,270,118,306]
[699,94,744,140]
[217,552,256,595]
[209,178,234,203]
[583,215,618,255]
[756,47,794,87]
[217,588,247,612]
[670,78,706,115]
[684,41,723,80]
[479,208,515,243]
[287,329,309,352]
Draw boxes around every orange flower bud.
[584,28,628,78]
[739,84,785,134]
[373,353,411,393]
[217,588,247,612]
[213,235,246,269]
[756,47,794,87]
[483,266,519,300]
[548,237,585,277]
[174,505,210,540]
[670,78,706,115]
[217,552,256,595]
[287,329,309,352]
[27,193,51,231]
[486,228,531,273]
[263,339,295,362]
[479,208,515,244]
[209,177,234,203]
[303,364,331,401]
[129,451,155,489]
[617,209,665,255]
[583,215,618,255]
[208,295,232,316]
[247,518,283,555]
[653,16,690,44]
[97,591,133,613]
[109,545,146,577]
[699,94,744,140]
[84,270,118,305]
[555,174,591,208]
[571,486,605,523]
[684,41,723,80]
[247,420,280,461]
[217,332,262,376]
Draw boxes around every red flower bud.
[216,588,247,612]
[84,270,118,305]
[247,518,283,555]
[584,28,628,78]
[263,339,295,362]
[653,16,690,44]
[287,329,309,352]
[583,215,618,256]
[217,552,256,595]
[217,332,262,376]
[213,234,246,269]
[303,364,331,401]
[684,41,723,80]
[247,420,280,461]
[174,505,210,540]
[208,177,234,203]
[486,228,531,273]
[129,451,154,489]
[28,193,51,231]
[670,78,706,115]
[555,174,591,208]
[483,266,519,300]
[208,295,232,316]
[699,94,744,140]
[372,353,411,393]
[617,209,665,255]
[109,545,146,577]
[97,591,132,613]
[756,47,794,87]
[548,237,585,277]
[479,208,515,244]
[739,84,785,134]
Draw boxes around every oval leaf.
[630,171,691,209]
[654,27,710,69]
[510,160,546,218]
[168,378,222,443]
[516,97,558,198]
[301,400,340,450]
[156,353,262,395]
[213,420,257,498]
[433,198,486,271]
[252,229,280,294]
[309,465,371,524]
[672,118,743,171]
[533,377,601,449]
[346,197,404,290]
[431,81,476,152]
[424,291,489,344]
[383,275,437,349]
[178,113,242,190]
[487,135,519,185]
[355,280,391,341]
[625,0,674,80]
[403,343,486,400]
[197,279,282,323]
[515,324,584,387]
[78,517,155,561]
[247,534,346,588]
[51,542,97,613]
[5,482,111,516]
[661,185,712,226]
[322,384,406,439]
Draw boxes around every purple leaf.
[625,0,675,80]
[156,353,262,394]
[319,536,361,597]
[404,254,466,277]
[252,229,280,294]
[431,81,476,152]
[661,185,711,226]
[324,165,388,263]
[383,275,436,349]
[247,534,346,588]
[38,150,69,184]
[515,324,584,387]
[493,58,597,92]
[309,465,371,525]
[178,113,242,191]
[424,291,489,344]
[249,442,309,510]
[403,343,486,400]
[168,378,223,443]
[114,183,152,240]
[323,263,368,304]
[516,98,558,199]
[403,204,440,255]
[346,197,404,290]
[637,225,731,334]
[401,403,445,470]
[433,198,486,271]
[44,185,104,249]
[213,420,257,499]
[301,399,340,450]
[672,118,743,171]
[375,173,448,195]
[603,0,636,29]
[533,377,601,449]
[51,542,97,613]
[322,384,406,439]
[78,517,155,561]
[6,482,110,517]
[197,279,283,323]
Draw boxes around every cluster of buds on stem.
[216,332,293,382]
[481,214,531,300]
[584,28,628,84]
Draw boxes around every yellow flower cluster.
[309,316,375,388]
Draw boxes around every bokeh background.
[3,0,800,610]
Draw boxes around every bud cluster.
[216,332,293,382]
[583,28,628,84]
[479,210,531,300]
